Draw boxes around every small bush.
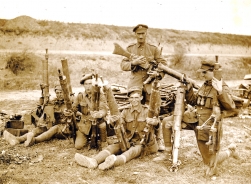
[5,50,35,75]
[171,42,186,66]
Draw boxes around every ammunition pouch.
[182,110,198,123]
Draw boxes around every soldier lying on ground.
[72,73,108,150]
[3,85,73,146]
[74,86,159,170]
[153,60,239,178]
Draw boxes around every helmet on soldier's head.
[197,60,216,72]
[127,86,142,97]
[133,24,148,33]
[80,73,93,84]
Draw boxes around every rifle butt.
[113,43,131,58]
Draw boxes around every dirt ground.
[0,89,251,184]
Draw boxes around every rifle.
[169,76,186,172]
[102,78,130,152]
[61,58,74,97]
[140,79,161,147]
[113,43,199,89]
[31,49,51,127]
[90,73,101,149]
[197,115,220,176]
[58,69,77,143]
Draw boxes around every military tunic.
[120,42,167,94]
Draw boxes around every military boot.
[24,132,35,147]
[156,122,165,151]
[152,147,172,162]
[227,143,240,159]
[75,153,98,169]
[3,130,19,146]
[98,154,116,170]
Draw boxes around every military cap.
[80,73,93,84]
[197,60,216,72]
[54,84,62,92]
[133,24,148,32]
[127,86,142,97]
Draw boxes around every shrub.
[5,50,35,75]
[171,42,186,66]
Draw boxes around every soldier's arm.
[97,93,108,118]
[217,83,236,110]
[185,87,198,106]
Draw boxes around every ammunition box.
[5,120,24,129]
[5,128,28,136]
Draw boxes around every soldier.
[153,60,239,178]
[120,24,167,150]
[3,85,73,146]
[74,86,159,170]
[73,73,108,149]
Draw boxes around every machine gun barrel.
[158,63,200,90]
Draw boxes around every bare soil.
[0,89,251,184]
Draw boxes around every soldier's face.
[129,92,143,107]
[84,79,92,94]
[135,30,147,44]
[201,70,214,80]
[55,90,64,100]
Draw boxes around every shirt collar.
[130,104,143,113]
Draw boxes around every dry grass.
[0,97,251,183]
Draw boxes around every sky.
[0,0,251,35]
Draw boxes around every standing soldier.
[74,86,159,170]
[120,24,167,150]
[73,74,108,150]
[153,60,239,178]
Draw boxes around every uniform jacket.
[72,91,108,135]
[120,104,156,146]
[120,42,167,94]
[185,80,236,141]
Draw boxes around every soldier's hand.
[146,117,158,126]
[108,115,120,123]
[212,77,223,94]
[185,80,193,92]
[90,111,103,119]
[131,55,146,66]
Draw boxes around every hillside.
[0,16,251,91]
[0,16,251,53]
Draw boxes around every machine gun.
[169,75,186,172]
[140,79,161,147]
[158,63,200,90]
[58,69,77,143]
[90,73,101,149]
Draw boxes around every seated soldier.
[73,73,108,150]
[3,85,73,146]
[74,86,159,170]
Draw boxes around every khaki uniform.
[73,91,108,149]
[91,104,158,167]
[120,42,167,98]
[162,80,236,165]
